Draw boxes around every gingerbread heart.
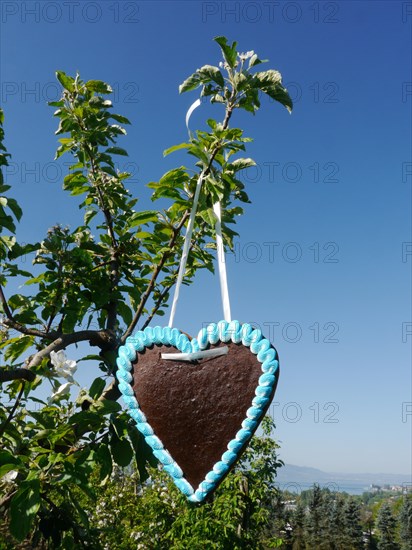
[116,320,279,503]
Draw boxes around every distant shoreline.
[274,463,412,495]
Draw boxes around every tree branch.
[0,285,56,340]
[79,127,121,333]
[106,247,120,332]
[99,378,121,402]
[25,329,117,369]
[86,159,120,331]
[0,369,36,383]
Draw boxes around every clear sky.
[0,1,411,477]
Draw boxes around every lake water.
[274,480,370,495]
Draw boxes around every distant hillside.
[275,464,411,494]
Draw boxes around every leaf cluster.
[179,36,293,114]
[0,375,155,545]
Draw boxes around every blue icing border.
[116,320,279,503]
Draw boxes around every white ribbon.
[168,171,204,328]
[185,98,202,133]
[167,98,232,328]
[213,201,231,322]
[161,346,228,361]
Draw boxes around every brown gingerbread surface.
[132,341,277,489]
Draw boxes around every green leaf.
[67,185,90,197]
[110,416,129,439]
[1,235,16,252]
[158,167,189,186]
[231,158,256,172]
[254,71,293,113]
[198,65,225,87]
[91,400,122,415]
[100,166,118,178]
[7,198,23,221]
[84,208,97,225]
[68,489,90,531]
[58,137,73,145]
[96,443,113,483]
[68,411,104,433]
[0,462,19,478]
[3,335,35,363]
[128,426,157,482]
[85,80,113,94]
[117,301,133,325]
[89,377,106,400]
[105,146,128,156]
[9,479,41,541]
[128,210,159,227]
[266,84,293,113]
[211,94,225,104]
[110,435,133,468]
[56,71,75,92]
[254,69,283,87]
[109,113,131,125]
[150,185,183,201]
[0,212,16,233]
[48,100,64,107]
[163,142,191,157]
[248,54,266,69]
[64,172,88,186]
[110,124,127,135]
[214,36,238,68]
[0,450,21,477]
[179,72,201,94]
[199,207,217,227]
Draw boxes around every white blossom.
[2,470,17,483]
[50,350,77,383]
[48,382,72,403]
[238,50,254,61]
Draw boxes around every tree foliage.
[376,502,399,550]
[0,37,292,546]
[398,495,412,550]
[77,417,283,550]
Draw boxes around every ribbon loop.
[168,99,232,327]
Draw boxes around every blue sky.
[0,1,411,478]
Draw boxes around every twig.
[141,286,172,330]
[141,240,197,330]
[0,382,25,438]
[0,490,17,511]
[45,257,64,334]
[121,211,190,343]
